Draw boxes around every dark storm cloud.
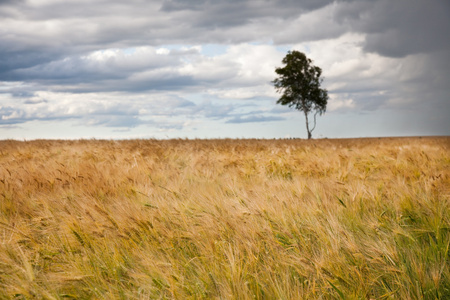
[203,1,328,30]
[0,0,22,5]
[161,0,333,18]
[0,50,60,75]
[334,0,450,57]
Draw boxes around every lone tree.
[273,50,328,139]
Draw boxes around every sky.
[1,0,449,140]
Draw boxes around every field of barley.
[0,137,449,299]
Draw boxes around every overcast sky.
[1,0,449,139]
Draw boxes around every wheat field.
[0,137,449,299]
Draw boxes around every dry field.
[0,137,449,299]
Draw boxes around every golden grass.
[0,137,449,299]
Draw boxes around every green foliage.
[273,50,328,139]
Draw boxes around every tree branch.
[309,111,319,133]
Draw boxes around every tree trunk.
[304,111,312,139]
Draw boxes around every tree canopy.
[273,50,328,139]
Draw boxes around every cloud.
[1,43,284,96]
[2,47,198,91]
[291,32,450,118]
[0,90,242,132]
[1,0,448,64]
[0,0,449,138]
[274,3,349,44]
[0,0,329,75]
[0,40,291,132]
[192,100,235,120]
[0,106,26,124]
[160,0,334,25]
[181,44,284,90]
[335,0,450,57]
[327,95,355,112]
[24,98,48,105]
[226,115,285,124]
